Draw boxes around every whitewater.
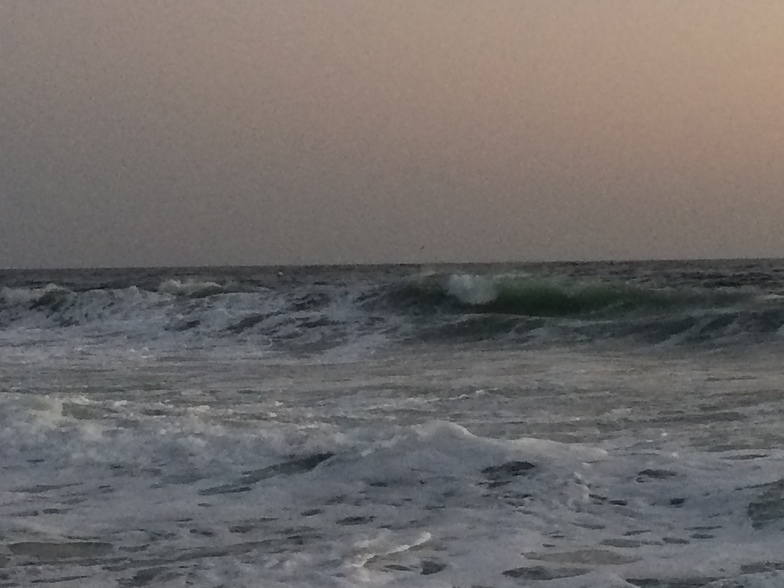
[3,259,784,587]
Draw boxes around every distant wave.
[383,273,748,316]
[157,278,226,298]
[1,267,783,355]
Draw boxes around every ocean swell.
[0,265,783,355]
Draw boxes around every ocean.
[2,259,784,587]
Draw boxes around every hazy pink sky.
[2,1,784,268]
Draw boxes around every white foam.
[3,385,784,587]
[3,291,784,586]
[446,273,497,305]
[0,283,68,305]
[158,278,224,296]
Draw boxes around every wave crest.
[0,267,781,354]
[389,273,740,317]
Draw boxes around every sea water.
[2,260,784,586]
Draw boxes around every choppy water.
[2,260,784,586]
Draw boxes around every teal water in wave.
[2,259,783,353]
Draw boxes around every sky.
[2,1,784,269]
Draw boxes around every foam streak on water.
[2,261,784,586]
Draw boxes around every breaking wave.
[1,263,784,355]
[392,273,745,316]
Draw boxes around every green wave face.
[483,277,675,316]
[388,274,745,318]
